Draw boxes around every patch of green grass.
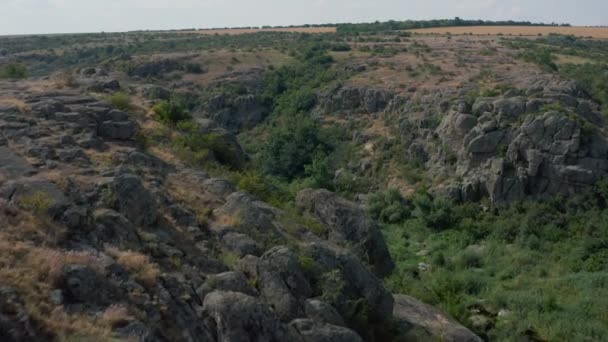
[107,92,132,111]
[17,192,53,216]
[0,63,27,79]
[383,184,608,340]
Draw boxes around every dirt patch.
[409,26,608,39]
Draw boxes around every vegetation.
[380,181,608,341]
[506,35,608,115]
[152,98,191,125]
[0,63,27,79]
[336,18,568,35]
[107,92,132,111]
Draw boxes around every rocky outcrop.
[392,75,608,204]
[315,85,393,115]
[199,93,269,133]
[257,246,313,321]
[296,189,394,277]
[393,295,482,342]
[0,70,488,342]
[203,291,300,342]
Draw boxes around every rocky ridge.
[0,89,479,341]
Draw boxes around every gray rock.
[296,189,394,277]
[257,246,312,321]
[472,98,494,116]
[111,173,157,226]
[221,232,261,257]
[301,242,394,323]
[305,299,345,326]
[0,147,35,178]
[0,179,68,218]
[493,96,526,117]
[214,192,282,238]
[202,178,236,197]
[467,130,506,154]
[289,319,363,342]
[93,209,142,250]
[197,272,255,299]
[203,291,299,342]
[98,120,136,140]
[393,294,482,342]
[60,264,122,307]
[141,85,171,100]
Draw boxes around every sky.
[2,0,607,35]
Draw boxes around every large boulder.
[0,147,35,178]
[111,173,157,226]
[257,246,313,321]
[202,291,300,342]
[289,319,363,342]
[296,189,394,277]
[203,94,269,133]
[0,179,68,218]
[98,120,136,140]
[393,294,482,342]
[213,192,283,239]
[301,242,394,324]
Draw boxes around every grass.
[381,187,608,341]
[105,246,161,288]
[17,191,54,217]
[107,92,132,111]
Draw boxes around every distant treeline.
[178,18,571,34]
[335,18,571,34]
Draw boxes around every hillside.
[1,23,608,341]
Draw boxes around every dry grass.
[0,232,111,340]
[105,246,161,288]
[0,97,29,112]
[99,305,133,328]
[409,26,608,39]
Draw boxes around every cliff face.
[0,88,478,341]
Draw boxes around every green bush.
[153,99,190,125]
[0,63,27,79]
[259,115,329,180]
[368,188,410,224]
[108,92,131,110]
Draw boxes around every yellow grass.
[409,26,608,39]
[105,246,161,288]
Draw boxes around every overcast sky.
[2,0,607,35]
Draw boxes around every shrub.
[259,115,329,180]
[183,63,205,74]
[17,192,54,216]
[153,99,190,125]
[108,92,131,111]
[0,63,27,79]
[367,188,410,224]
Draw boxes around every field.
[192,26,336,35]
[409,25,608,38]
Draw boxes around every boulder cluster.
[0,90,479,341]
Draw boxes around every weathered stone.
[289,319,363,342]
[296,189,394,277]
[257,246,312,321]
[111,173,157,226]
[98,120,136,140]
[305,299,345,326]
[393,294,482,342]
[203,291,299,342]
